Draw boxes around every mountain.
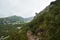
[0,15,33,25]
[24,17,33,23]
[3,0,60,40]
[16,0,60,40]
[0,15,33,38]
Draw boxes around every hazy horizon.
[0,0,55,18]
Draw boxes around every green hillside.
[0,15,33,25]
[0,15,33,40]
[2,0,60,40]
[0,15,24,24]
[16,0,60,40]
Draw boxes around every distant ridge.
[0,15,33,25]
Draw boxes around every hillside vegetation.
[5,0,60,40]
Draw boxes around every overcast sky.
[0,0,55,18]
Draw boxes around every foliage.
[2,0,60,40]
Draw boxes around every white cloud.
[0,0,55,18]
